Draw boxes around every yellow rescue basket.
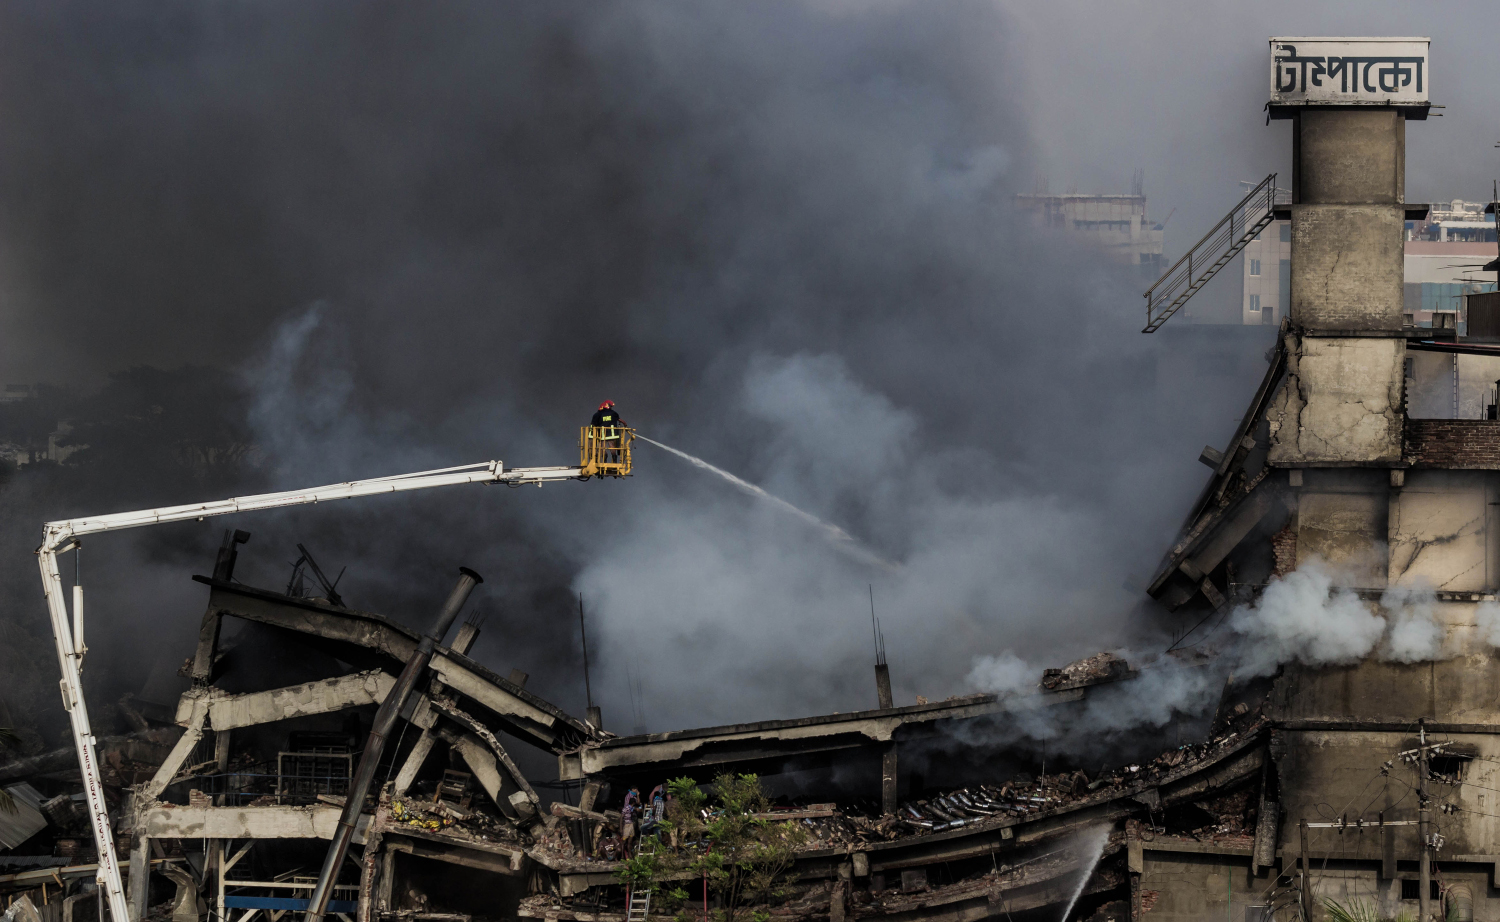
[580,426,635,478]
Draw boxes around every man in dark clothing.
[591,400,626,432]
[590,401,627,463]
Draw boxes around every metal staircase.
[626,837,658,922]
[1142,173,1281,332]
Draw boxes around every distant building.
[1012,192,1165,273]
[1240,220,1290,325]
[1403,199,1497,329]
[1410,198,1497,243]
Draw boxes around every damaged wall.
[1269,108,1409,466]
[1268,336,1405,465]
[1294,476,1389,586]
[1388,471,1498,590]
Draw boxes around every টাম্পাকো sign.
[1269,37,1429,107]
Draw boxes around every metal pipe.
[303,568,482,922]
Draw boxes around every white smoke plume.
[1228,563,1386,677]
[966,651,1032,697]
[1476,601,1500,648]
[1378,585,1445,664]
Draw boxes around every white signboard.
[1269,37,1429,106]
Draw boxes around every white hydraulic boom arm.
[37,457,599,922]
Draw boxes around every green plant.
[618,846,664,890]
[619,774,808,922]
[1321,897,1416,922]
[1322,898,1378,922]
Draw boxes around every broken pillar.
[879,742,898,816]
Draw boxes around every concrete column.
[873,664,893,709]
[879,743,898,815]
[392,729,436,797]
[1270,108,1410,465]
[376,848,397,915]
[128,839,150,922]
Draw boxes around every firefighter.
[590,400,627,463]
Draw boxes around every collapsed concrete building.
[1,535,1272,922]
[5,32,1497,922]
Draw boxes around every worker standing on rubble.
[590,400,627,461]
[640,784,665,837]
[620,787,641,855]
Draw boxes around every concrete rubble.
[0,532,1275,922]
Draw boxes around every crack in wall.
[1390,509,1485,585]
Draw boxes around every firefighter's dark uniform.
[591,407,626,461]
[591,407,626,432]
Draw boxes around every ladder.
[626,837,658,922]
[1142,173,1281,333]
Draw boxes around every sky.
[0,1,1497,763]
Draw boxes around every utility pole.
[1418,722,1432,922]
[1298,819,1311,922]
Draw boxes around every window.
[1280,223,1291,242]
[1401,880,1440,901]
[1250,259,1262,276]
[1250,295,1261,313]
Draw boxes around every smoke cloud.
[1,2,1495,770]
[1229,564,1387,676]
[1379,586,1446,664]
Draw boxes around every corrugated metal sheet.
[0,785,48,851]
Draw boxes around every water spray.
[1058,825,1111,922]
[637,435,897,571]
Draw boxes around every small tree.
[619,773,806,922]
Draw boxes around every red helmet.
[598,400,615,410]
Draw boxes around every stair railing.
[1142,173,1280,332]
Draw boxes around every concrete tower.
[1145,37,1500,918]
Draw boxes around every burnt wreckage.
[0,533,1274,922]
[12,33,1495,922]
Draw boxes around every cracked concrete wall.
[1298,109,1403,205]
[1290,206,1405,331]
[1296,487,1388,586]
[1270,472,1500,723]
[1388,471,1497,591]
[1138,853,1255,922]
[1292,109,1405,332]
[1269,336,1404,464]
[1275,731,1500,869]
[1268,648,1500,724]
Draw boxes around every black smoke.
[0,2,1324,767]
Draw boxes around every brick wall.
[1271,524,1297,577]
[1404,419,1500,468]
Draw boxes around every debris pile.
[892,713,1266,839]
[0,538,1275,922]
[1040,652,1134,691]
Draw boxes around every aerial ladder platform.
[35,425,634,922]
